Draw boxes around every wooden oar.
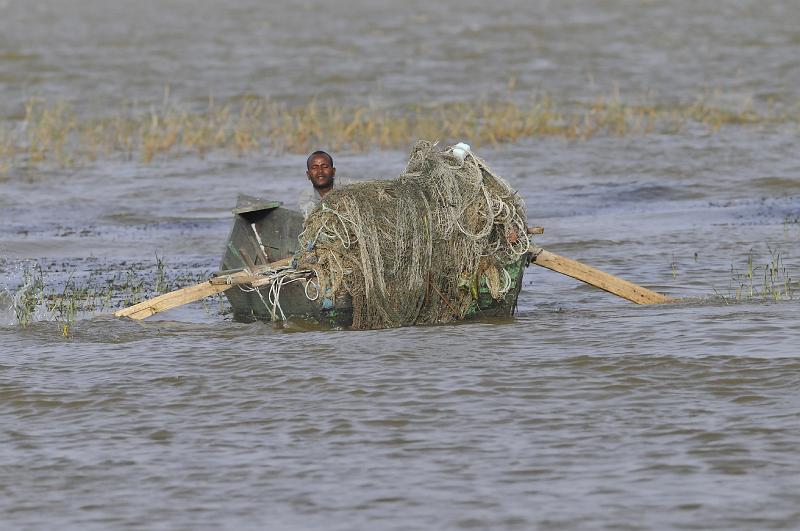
[527,245,671,304]
[114,257,292,320]
[116,222,667,320]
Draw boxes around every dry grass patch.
[1,90,798,174]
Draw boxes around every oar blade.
[529,247,672,305]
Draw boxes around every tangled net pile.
[295,140,530,329]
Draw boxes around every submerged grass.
[1,89,798,174]
[9,256,223,337]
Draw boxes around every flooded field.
[2,0,800,529]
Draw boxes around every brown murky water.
[2,1,800,529]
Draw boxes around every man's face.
[307,154,335,190]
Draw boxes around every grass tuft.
[716,247,795,303]
[10,256,224,336]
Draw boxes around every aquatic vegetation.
[13,262,45,326]
[1,89,798,174]
[8,257,222,336]
[716,247,795,303]
[154,252,169,294]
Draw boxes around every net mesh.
[295,140,529,329]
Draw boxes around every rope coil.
[293,140,528,329]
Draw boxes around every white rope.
[237,269,311,321]
[268,274,286,321]
[239,284,276,320]
[499,267,512,296]
[304,278,320,301]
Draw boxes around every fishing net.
[295,140,530,329]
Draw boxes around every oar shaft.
[114,281,236,320]
[114,257,292,320]
[529,246,671,305]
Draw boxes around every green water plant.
[717,247,795,303]
[154,252,169,294]
[10,256,221,336]
[14,262,45,326]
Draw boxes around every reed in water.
[1,89,798,174]
[8,256,221,336]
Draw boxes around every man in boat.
[299,150,335,218]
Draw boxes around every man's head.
[306,150,335,195]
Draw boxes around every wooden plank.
[115,258,293,320]
[238,246,257,272]
[208,258,291,285]
[114,281,239,320]
[226,241,248,270]
[529,246,672,305]
[208,269,261,286]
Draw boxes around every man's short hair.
[307,150,334,169]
